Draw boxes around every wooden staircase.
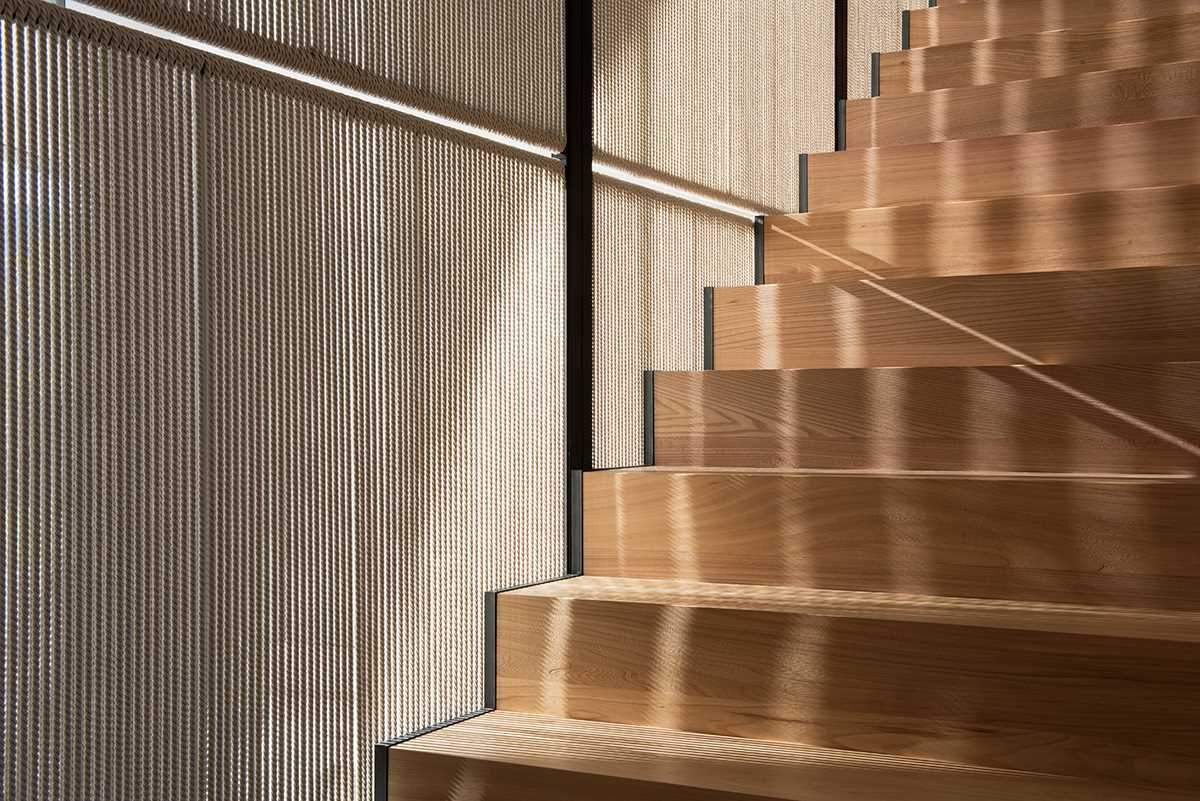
[386,1,1200,797]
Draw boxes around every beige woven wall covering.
[1,3,564,800]
[82,0,565,147]
[849,0,927,98]
[593,178,754,468]
[594,0,834,213]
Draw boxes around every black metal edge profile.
[643,370,656,466]
[703,288,715,370]
[564,0,594,547]
[754,216,766,285]
[373,709,490,801]
[870,52,881,97]
[834,0,848,149]
[901,10,911,49]
[798,153,809,213]
[569,468,584,574]
[835,99,847,151]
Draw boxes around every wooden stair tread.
[710,265,1200,370]
[762,184,1200,284]
[651,362,1200,474]
[906,0,1200,48]
[583,469,1200,609]
[507,576,1200,643]
[389,710,1190,801]
[882,12,1200,95]
[807,116,1200,212]
[847,60,1200,149]
[600,465,1200,479]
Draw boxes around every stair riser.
[908,0,1200,48]
[651,363,1200,473]
[809,117,1200,212]
[584,471,1200,610]
[496,593,1200,789]
[712,267,1200,370]
[885,13,1200,95]
[763,185,1200,284]
[849,61,1200,149]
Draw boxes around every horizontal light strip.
[62,1,768,220]
[594,162,766,220]
[63,0,561,159]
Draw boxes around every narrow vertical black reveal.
[834,0,848,147]
[703,287,715,371]
[835,99,847,151]
[484,590,498,708]
[643,371,656,466]
[902,10,911,49]
[754,215,766,285]
[870,52,881,97]
[798,153,809,213]
[373,744,389,801]
[563,0,593,599]
[568,469,584,575]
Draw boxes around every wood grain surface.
[711,267,1200,369]
[882,12,1200,95]
[389,710,1195,801]
[496,578,1200,789]
[583,468,1200,609]
[809,116,1200,212]
[651,363,1200,473]
[908,0,1200,48]
[848,60,1200,148]
[762,184,1200,284]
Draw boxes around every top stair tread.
[883,12,1200,95]
[391,710,1191,801]
[509,576,1200,643]
[906,0,1200,48]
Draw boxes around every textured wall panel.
[595,0,834,212]
[203,70,565,800]
[2,5,565,801]
[1,13,207,801]
[86,0,565,147]
[849,0,926,98]
[593,179,753,468]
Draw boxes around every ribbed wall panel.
[849,0,926,98]
[594,0,834,212]
[2,6,565,800]
[203,71,565,800]
[86,0,565,147]
[1,14,206,801]
[592,179,753,468]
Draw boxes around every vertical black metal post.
[564,0,593,573]
[834,0,848,149]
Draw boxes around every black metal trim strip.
[798,153,809,213]
[564,0,593,476]
[834,0,848,146]
[569,469,584,574]
[703,287,715,370]
[373,709,490,801]
[902,10,911,49]
[870,52,881,97]
[835,98,847,151]
[754,215,765,285]
[643,371,656,465]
